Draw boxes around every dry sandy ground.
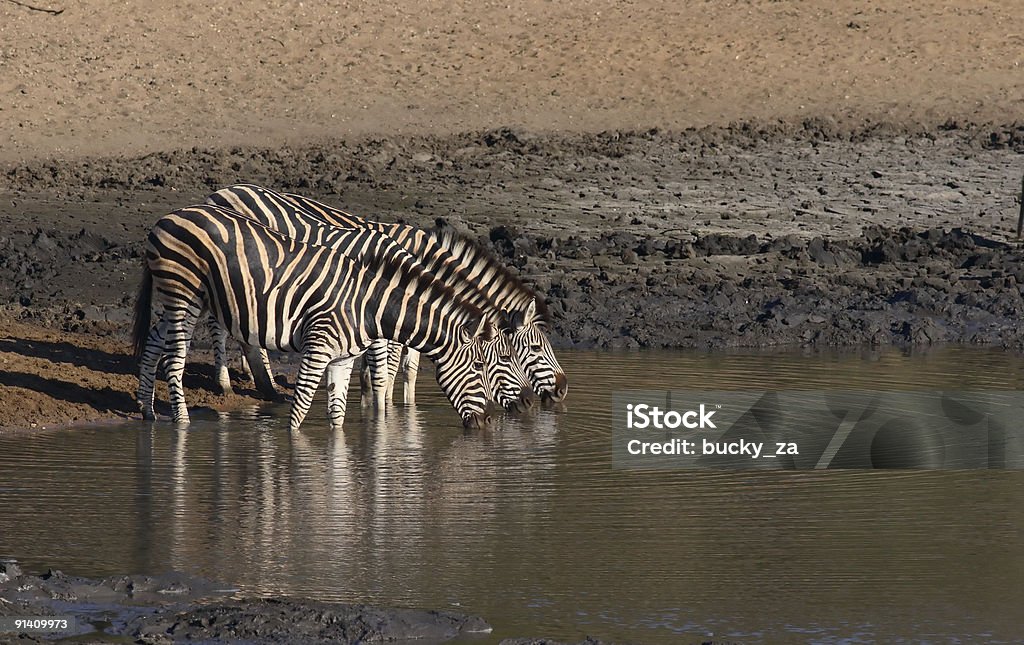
[0,0,1023,431]
[0,0,1022,162]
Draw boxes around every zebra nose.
[554,373,568,399]
[463,408,494,429]
[543,373,568,403]
[518,387,538,410]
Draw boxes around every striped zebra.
[206,184,568,407]
[193,188,536,414]
[132,204,495,431]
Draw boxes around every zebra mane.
[432,227,550,324]
[354,236,486,322]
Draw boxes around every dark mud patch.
[0,124,1022,353]
[0,563,491,644]
[500,639,737,645]
[494,224,1024,348]
[2,120,1023,195]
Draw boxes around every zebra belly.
[209,300,301,354]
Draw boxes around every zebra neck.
[373,281,471,358]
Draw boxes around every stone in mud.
[0,561,22,582]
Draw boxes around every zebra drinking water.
[190,188,535,413]
[133,204,495,431]
[206,184,567,407]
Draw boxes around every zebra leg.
[244,345,279,400]
[238,345,272,389]
[210,315,233,396]
[163,307,201,425]
[239,350,253,382]
[137,317,170,420]
[384,341,403,404]
[364,337,390,411]
[359,354,373,407]
[159,305,202,382]
[402,348,421,405]
[289,346,333,432]
[326,357,356,429]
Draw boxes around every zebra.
[132,204,495,431]
[205,184,568,407]
[192,188,536,414]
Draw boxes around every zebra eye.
[500,354,512,362]
[473,360,484,370]
[530,344,542,351]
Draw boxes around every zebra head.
[482,321,537,413]
[432,315,496,429]
[507,298,568,404]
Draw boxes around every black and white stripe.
[132,204,494,430]
[207,184,567,407]
[204,185,536,412]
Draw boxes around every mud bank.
[2,122,1024,350]
[0,563,494,644]
[0,564,656,645]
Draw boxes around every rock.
[807,237,838,266]
[0,560,22,582]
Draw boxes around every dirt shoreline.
[0,563,492,644]
[1,120,1024,429]
[0,563,637,645]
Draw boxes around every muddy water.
[2,348,1024,643]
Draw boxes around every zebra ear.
[481,321,497,343]
[508,308,526,331]
[472,315,490,340]
[459,316,488,344]
[525,298,538,323]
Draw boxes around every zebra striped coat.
[206,184,567,406]
[132,204,495,431]
[197,189,534,413]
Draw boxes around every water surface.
[2,347,1024,643]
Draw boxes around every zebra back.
[149,205,487,356]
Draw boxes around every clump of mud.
[0,563,491,644]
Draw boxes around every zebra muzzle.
[507,386,537,412]
[542,373,569,404]
[462,402,495,429]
